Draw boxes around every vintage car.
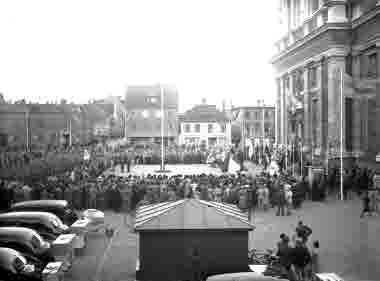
[0,227,54,269]
[0,212,69,242]
[206,272,288,281]
[10,200,78,225]
[0,247,41,281]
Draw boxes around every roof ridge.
[197,200,254,229]
[134,199,186,229]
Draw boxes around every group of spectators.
[276,221,317,281]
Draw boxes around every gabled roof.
[181,104,229,123]
[134,199,254,231]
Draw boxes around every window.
[309,67,317,88]
[208,124,213,133]
[368,53,378,78]
[312,99,318,145]
[352,4,362,20]
[346,55,353,76]
[254,111,260,120]
[195,124,200,133]
[185,124,191,133]
[244,111,250,119]
[345,98,353,151]
[145,96,159,104]
[220,124,226,133]
[294,0,301,27]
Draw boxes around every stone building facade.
[272,0,380,168]
[179,101,231,148]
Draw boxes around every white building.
[179,100,231,148]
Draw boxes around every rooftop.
[181,104,229,123]
[134,198,254,231]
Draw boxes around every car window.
[13,256,26,272]
[31,235,42,251]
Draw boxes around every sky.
[0,0,280,112]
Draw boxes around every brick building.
[0,100,114,149]
[272,0,380,168]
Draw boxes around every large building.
[125,85,179,144]
[231,104,275,144]
[272,0,380,168]
[178,99,231,148]
[0,98,114,149]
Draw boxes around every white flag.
[228,156,240,174]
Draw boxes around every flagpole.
[300,141,303,178]
[161,85,165,171]
[340,69,344,201]
[69,119,72,147]
[292,141,295,177]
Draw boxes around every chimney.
[222,100,226,112]
[201,98,206,105]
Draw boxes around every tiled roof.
[134,199,254,231]
[181,104,229,123]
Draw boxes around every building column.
[276,78,281,144]
[287,73,293,148]
[321,57,329,164]
[303,65,311,149]
[376,47,380,153]
[361,98,369,152]
[280,77,286,145]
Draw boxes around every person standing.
[284,184,293,216]
[360,190,372,218]
[277,185,286,216]
[257,187,264,210]
[276,234,293,279]
[291,238,311,281]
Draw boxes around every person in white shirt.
[284,184,293,216]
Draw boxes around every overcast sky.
[0,0,279,112]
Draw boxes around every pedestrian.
[276,233,293,279]
[257,187,264,210]
[310,240,320,278]
[291,238,311,281]
[295,221,312,244]
[285,184,293,216]
[360,190,372,218]
[277,185,286,216]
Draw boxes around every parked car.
[0,247,41,281]
[10,200,78,225]
[206,272,288,281]
[0,227,54,270]
[0,212,69,242]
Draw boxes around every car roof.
[0,211,61,223]
[0,227,38,240]
[11,200,68,209]
[206,272,288,281]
